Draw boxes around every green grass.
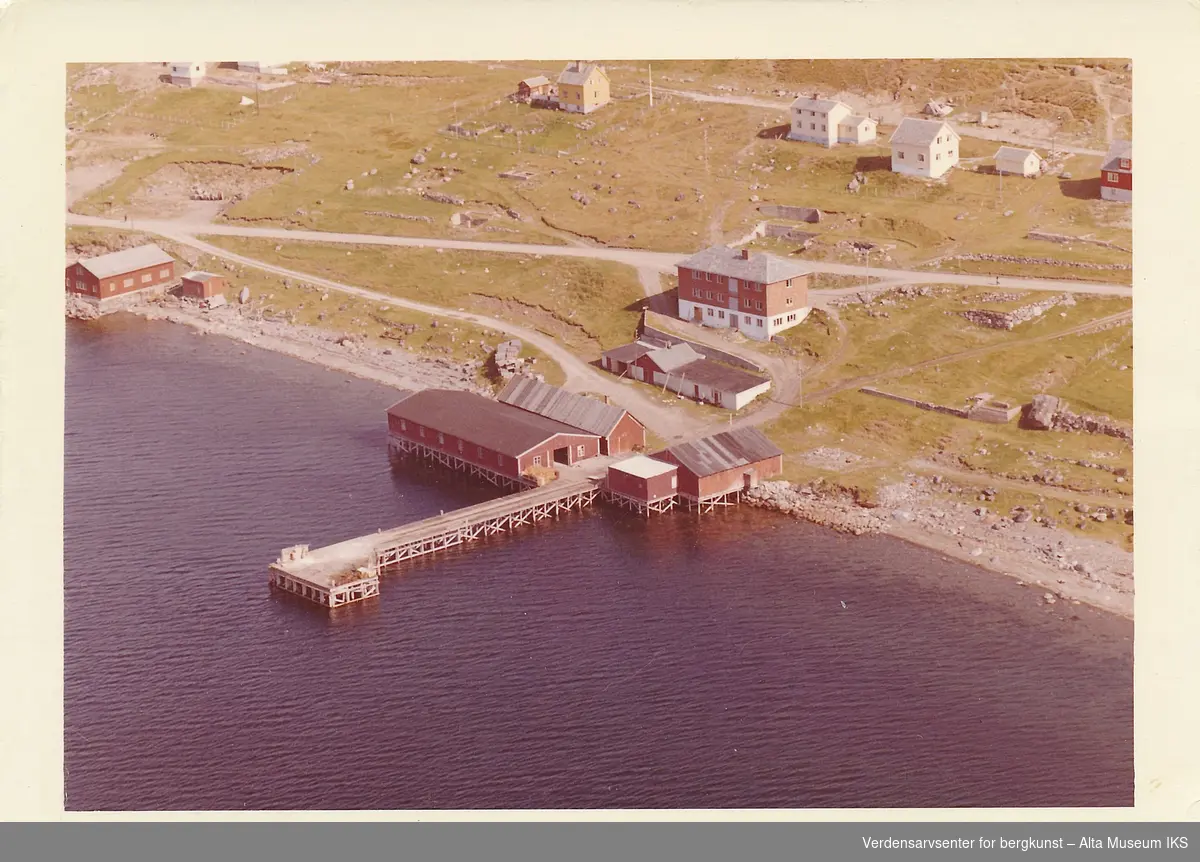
[199,236,646,360]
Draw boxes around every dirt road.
[67,213,1133,298]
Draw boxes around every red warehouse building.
[66,244,177,302]
[651,426,783,508]
[498,374,646,456]
[387,389,601,485]
[604,455,678,514]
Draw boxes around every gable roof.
[677,245,812,284]
[643,342,704,374]
[602,342,655,365]
[558,62,606,86]
[387,389,594,457]
[76,244,174,279]
[842,114,876,127]
[789,96,850,114]
[889,117,959,148]
[670,357,769,394]
[1102,139,1132,171]
[654,427,783,477]
[497,374,634,437]
[994,146,1040,162]
[520,75,550,88]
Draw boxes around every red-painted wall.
[604,412,646,455]
[1100,168,1132,192]
[606,464,677,502]
[652,452,783,499]
[65,260,177,299]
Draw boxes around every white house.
[167,62,206,88]
[889,117,960,179]
[238,62,289,75]
[788,97,852,147]
[994,146,1042,178]
[836,114,878,145]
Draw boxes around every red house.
[1099,139,1131,203]
[651,427,783,507]
[497,374,646,455]
[66,244,176,302]
[386,389,601,485]
[676,245,812,341]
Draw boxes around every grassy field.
[199,235,646,360]
[69,61,1131,275]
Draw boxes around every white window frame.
[141,273,153,283]
[159,268,170,278]
[437,432,445,445]
[533,455,542,466]
[577,445,585,457]
[123,277,134,288]
[400,419,407,431]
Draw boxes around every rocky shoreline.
[745,480,1133,620]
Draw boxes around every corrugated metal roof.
[889,117,958,148]
[655,427,783,477]
[610,454,677,479]
[387,389,594,457]
[77,244,174,280]
[790,96,850,114]
[1102,139,1132,171]
[677,245,811,284]
[994,146,1039,161]
[497,374,632,437]
[520,75,550,88]
[644,342,704,374]
[602,342,654,364]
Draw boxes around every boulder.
[238,287,251,304]
[1026,394,1060,430]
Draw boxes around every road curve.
[146,228,712,442]
[67,213,1132,297]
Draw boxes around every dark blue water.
[64,315,1133,810]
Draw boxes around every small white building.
[789,97,852,147]
[994,146,1042,178]
[167,62,206,88]
[836,114,878,145]
[889,117,960,179]
[238,62,289,75]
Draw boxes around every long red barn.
[651,427,783,502]
[66,244,176,302]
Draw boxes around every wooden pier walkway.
[270,478,602,608]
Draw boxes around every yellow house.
[556,61,610,114]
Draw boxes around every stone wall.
[926,252,1131,272]
[958,293,1075,330]
[1026,230,1132,253]
[758,204,822,223]
[860,387,970,418]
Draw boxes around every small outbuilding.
[167,62,206,87]
[516,75,553,102]
[604,455,678,514]
[180,271,228,302]
[993,146,1042,178]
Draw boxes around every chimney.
[602,395,610,405]
[740,248,751,260]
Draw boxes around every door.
[730,314,739,330]
[743,470,757,491]
[693,306,703,322]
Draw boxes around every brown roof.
[671,358,769,394]
[602,342,655,364]
[387,389,594,457]
[497,374,634,437]
[653,427,783,477]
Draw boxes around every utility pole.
[648,62,653,108]
[999,167,1004,209]
[704,127,709,175]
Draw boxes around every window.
[898,151,905,160]
[670,475,677,489]
[774,317,782,326]
[1106,172,1119,182]
[477,446,483,457]
[704,291,712,300]
[75,280,84,291]
[821,124,826,131]
[787,313,796,322]
[418,426,425,438]
[785,279,791,288]
[400,420,407,431]
[437,433,445,445]
[141,273,153,283]
[159,269,170,278]
[810,123,816,130]
[706,307,713,316]
[123,277,134,288]
[935,153,941,161]
[786,297,794,306]
[718,310,725,319]
[918,154,925,163]
[533,455,542,466]
[693,287,701,298]
[743,298,752,309]
[577,445,585,457]
[108,281,115,290]
[1119,158,1130,170]
[756,319,763,327]
[936,136,942,144]
[755,301,762,310]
